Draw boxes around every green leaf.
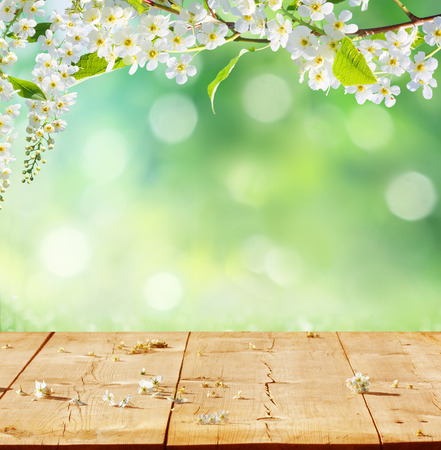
[8,76,47,101]
[327,0,346,3]
[122,0,149,14]
[286,0,298,12]
[332,37,377,86]
[208,47,254,114]
[73,51,127,83]
[27,22,52,43]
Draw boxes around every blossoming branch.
[0,0,440,208]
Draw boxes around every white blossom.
[34,380,53,398]
[286,25,319,59]
[349,0,369,11]
[408,51,438,82]
[267,13,292,51]
[346,372,370,394]
[102,390,116,406]
[197,23,228,50]
[138,379,154,394]
[372,77,401,107]
[166,54,197,84]
[423,16,441,46]
[379,49,410,76]
[324,10,358,40]
[166,21,196,52]
[407,77,437,99]
[345,84,375,104]
[180,2,207,27]
[12,17,36,39]
[298,0,333,22]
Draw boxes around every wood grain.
[0,332,188,449]
[0,332,52,399]
[338,332,441,450]
[166,332,380,449]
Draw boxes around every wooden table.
[1,332,441,449]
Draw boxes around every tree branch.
[353,13,441,38]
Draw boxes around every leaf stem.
[426,46,441,59]
[391,0,419,21]
[176,32,241,53]
[2,8,23,38]
[73,0,81,13]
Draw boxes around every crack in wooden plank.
[398,337,428,385]
[263,404,276,420]
[431,395,441,414]
[264,382,277,408]
[0,331,54,401]
[256,403,279,421]
[263,360,276,383]
[83,358,100,386]
[264,421,272,441]
[263,360,278,409]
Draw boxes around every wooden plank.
[166,331,380,449]
[338,332,441,449]
[0,332,188,449]
[0,332,52,399]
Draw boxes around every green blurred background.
[1,1,441,331]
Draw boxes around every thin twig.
[204,0,217,19]
[235,36,270,44]
[391,0,419,21]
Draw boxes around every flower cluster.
[195,410,229,424]
[346,372,370,394]
[128,339,168,354]
[102,390,133,407]
[0,0,440,208]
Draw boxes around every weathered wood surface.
[0,332,189,449]
[167,332,380,449]
[338,332,441,450]
[0,332,441,449]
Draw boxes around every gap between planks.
[164,331,191,448]
[336,331,383,450]
[0,331,54,402]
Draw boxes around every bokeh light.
[242,73,292,123]
[386,171,437,221]
[149,94,198,144]
[39,228,90,278]
[143,272,183,311]
[347,104,394,151]
[80,129,129,181]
